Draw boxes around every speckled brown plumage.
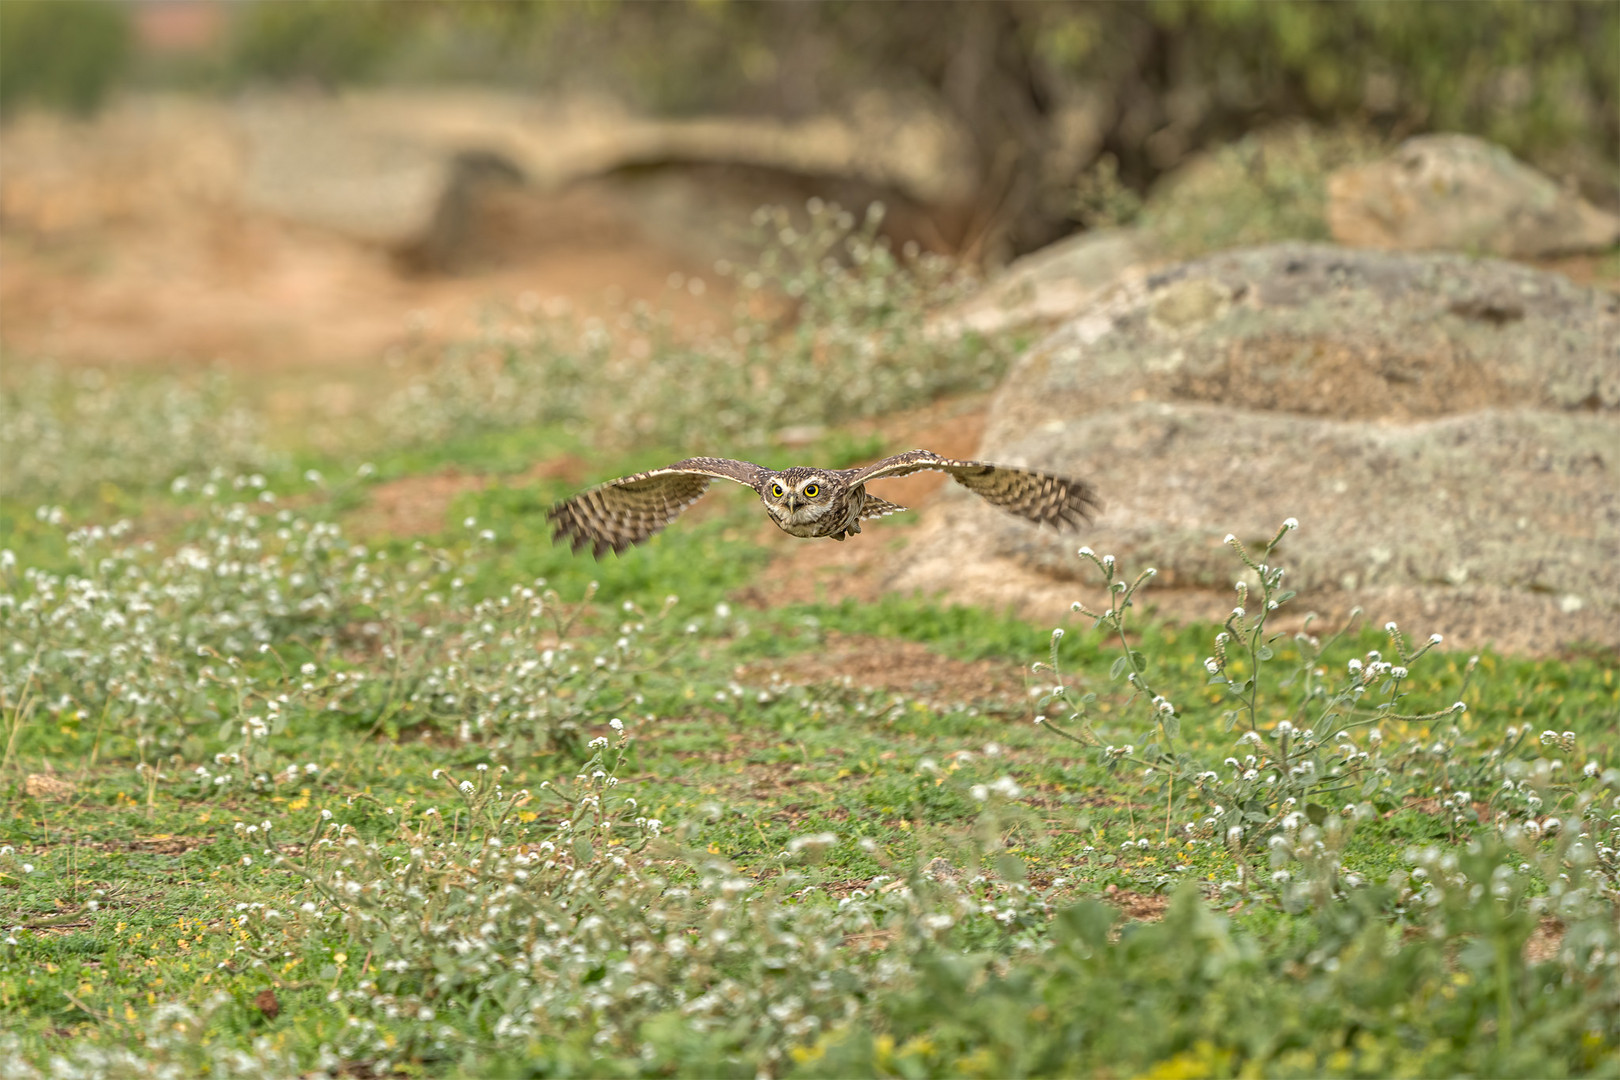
[548,449,1098,557]
[846,449,1098,529]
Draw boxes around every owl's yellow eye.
[771,484,784,498]
[803,484,819,497]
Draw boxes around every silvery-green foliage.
[381,200,1008,453]
[702,201,1001,440]
[0,999,309,1080]
[403,585,676,758]
[1039,521,1467,877]
[235,729,1057,1073]
[375,308,601,448]
[0,366,272,499]
[2,486,368,763]
[1387,824,1619,1032]
[2,202,1004,485]
[1494,741,1620,906]
[0,485,680,779]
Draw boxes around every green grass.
[3,204,1618,1076]
[3,439,1616,1076]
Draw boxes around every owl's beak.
[785,495,804,510]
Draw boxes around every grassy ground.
[3,206,1619,1078]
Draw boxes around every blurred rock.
[234,88,977,262]
[1328,134,1620,258]
[891,244,1620,655]
[941,228,1158,337]
[344,88,977,204]
[4,89,975,259]
[238,95,518,257]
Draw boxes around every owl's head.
[763,467,835,525]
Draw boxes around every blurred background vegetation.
[2,0,1614,258]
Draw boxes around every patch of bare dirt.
[109,835,215,855]
[23,774,77,801]
[1,155,731,372]
[1104,884,1172,922]
[347,470,490,539]
[346,454,588,539]
[1524,917,1564,965]
[839,927,901,955]
[28,835,215,855]
[735,630,1031,706]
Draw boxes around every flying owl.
[548,449,1098,557]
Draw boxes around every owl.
[548,448,1098,557]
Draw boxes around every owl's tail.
[859,495,907,520]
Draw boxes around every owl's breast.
[767,497,859,539]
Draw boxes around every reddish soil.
[1524,917,1564,965]
[1,179,730,373]
[1104,885,1172,922]
[23,774,77,801]
[735,630,1031,706]
[346,454,589,540]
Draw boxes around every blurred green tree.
[0,0,132,117]
[225,0,409,88]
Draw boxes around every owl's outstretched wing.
[858,494,907,521]
[549,457,769,557]
[848,449,1099,529]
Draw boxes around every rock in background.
[1328,133,1620,258]
[940,228,1159,337]
[233,88,977,265]
[892,244,1619,655]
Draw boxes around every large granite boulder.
[1327,134,1620,258]
[891,244,1620,654]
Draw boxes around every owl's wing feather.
[858,494,907,521]
[549,457,769,558]
[849,449,1099,529]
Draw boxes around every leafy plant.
[1036,519,1485,920]
[1137,123,1385,257]
[0,0,131,117]
[0,367,272,501]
